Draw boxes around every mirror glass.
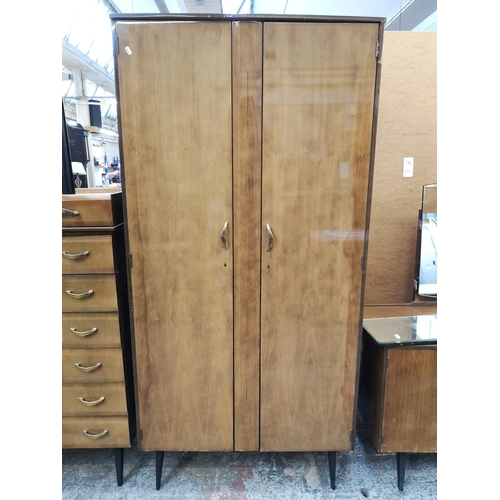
[418,183,437,297]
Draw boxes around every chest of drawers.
[62,192,135,486]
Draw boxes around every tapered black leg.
[328,452,337,490]
[156,451,164,490]
[114,448,124,486]
[397,452,407,491]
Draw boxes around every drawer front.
[62,383,128,416]
[62,349,125,383]
[62,275,118,312]
[62,416,130,448]
[62,196,116,227]
[62,313,121,348]
[62,235,114,275]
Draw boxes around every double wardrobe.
[111,13,383,489]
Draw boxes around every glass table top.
[363,315,437,346]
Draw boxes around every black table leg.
[328,452,337,490]
[156,451,164,490]
[397,452,407,491]
[114,448,124,486]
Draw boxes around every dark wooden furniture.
[362,313,437,491]
[111,13,384,490]
[62,192,135,486]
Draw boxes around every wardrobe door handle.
[66,290,94,299]
[79,397,105,406]
[62,251,90,260]
[75,362,102,372]
[220,222,229,250]
[70,327,98,337]
[62,207,80,216]
[266,224,274,252]
[82,429,108,439]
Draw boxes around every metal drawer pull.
[62,251,90,260]
[75,362,102,372]
[82,429,108,439]
[62,207,80,216]
[66,290,94,299]
[70,327,98,337]
[220,221,229,249]
[79,396,105,406]
[266,224,274,252]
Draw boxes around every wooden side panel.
[382,347,437,453]
[116,21,233,451]
[232,21,262,452]
[260,22,379,451]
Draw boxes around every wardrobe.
[111,13,383,489]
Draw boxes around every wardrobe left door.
[115,21,234,451]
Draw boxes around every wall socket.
[403,157,414,177]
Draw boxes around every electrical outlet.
[403,157,414,177]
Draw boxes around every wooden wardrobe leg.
[156,451,164,490]
[397,452,407,491]
[114,448,124,486]
[328,451,337,490]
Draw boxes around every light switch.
[403,157,414,177]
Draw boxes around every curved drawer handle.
[266,224,274,252]
[70,327,98,337]
[79,396,105,406]
[220,222,229,250]
[62,207,80,216]
[66,290,94,299]
[75,362,102,372]
[62,251,90,260]
[82,429,108,439]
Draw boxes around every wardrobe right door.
[260,21,379,452]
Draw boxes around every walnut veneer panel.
[260,22,379,452]
[232,20,262,452]
[382,347,437,453]
[116,20,233,451]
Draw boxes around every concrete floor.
[62,388,437,499]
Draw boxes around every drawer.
[62,349,125,383]
[62,416,130,448]
[62,313,122,348]
[62,383,128,416]
[62,193,122,228]
[62,235,114,275]
[62,275,118,313]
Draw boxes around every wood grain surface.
[62,383,128,416]
[62,235,114,274]
[62,312,122,348]
[382,347,437,452]
[62,348,125,383]
[260,22,379,451]
[116,21,233,451]
[62,275,118,313]
[232,20,262,452]
[62,416,130,448]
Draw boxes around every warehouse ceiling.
[62,0,437,131]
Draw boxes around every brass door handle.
[79,396,105,406]
[220,222,229,250]
[62,251,90,260]
[266,224,274,252]
[70,327,98,337]
[66,290,94,299]
[75,362,102,372]
[82,429,108,439]
[62,207,80,216]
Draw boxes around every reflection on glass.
[418,183,437,297]
[363,315,437,345]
